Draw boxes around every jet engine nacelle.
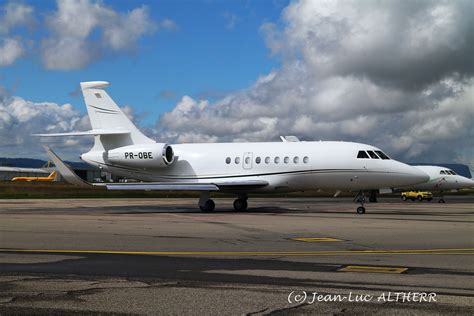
[107,143,174,169]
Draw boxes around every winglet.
[44,146,90,187]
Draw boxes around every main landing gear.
[354,190,366,214]
[199,192,215,212]
[233,194,248,211]
[198,192,249,212]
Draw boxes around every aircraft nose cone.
[410,168,430,184]
[461,178,474,188]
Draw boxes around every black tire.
[417,195,423,201]
[356,206,366,214]
[233,199,247,211]
[401,195,407,201]
[199,199,215,212]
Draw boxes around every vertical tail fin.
[80,81,154,150]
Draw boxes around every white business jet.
[35,81,429,214]
[399,165,474,203]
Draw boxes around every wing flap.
[105,180,268,191]
[215,180,269,188]
[106,183,219,191]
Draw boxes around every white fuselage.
[81,141,428,193]
[399,165,474,192]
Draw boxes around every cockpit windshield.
[367,150,380,159]
[375,150,390,160]
[357,151,369,158]
[357,150,391,160]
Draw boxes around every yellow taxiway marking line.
[1,248,473,257]
[290,237,343,242]
[338,265,408,274]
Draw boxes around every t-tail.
[34,82,174,171]
[34,81,154,150]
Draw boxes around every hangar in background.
[0,159,102,182]
[0,166,50,181]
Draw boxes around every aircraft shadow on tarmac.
[103,204,473,218]
[1,252,472,294]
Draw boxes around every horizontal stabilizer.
[45,147,90,187]
[33,129,130,137]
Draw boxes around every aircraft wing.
[105,180,268,191]
[45,147,90,187]
[106,183,219,191]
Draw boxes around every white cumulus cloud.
[158,0,474,167]
[0,2,34,66]
[41,0,158,70]
[0,86,91,158]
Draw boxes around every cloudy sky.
[1,0,473,169]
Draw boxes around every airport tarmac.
[0,197,473,315]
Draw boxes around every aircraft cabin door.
[243,152,253,169]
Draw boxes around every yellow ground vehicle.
[401,191,433,201]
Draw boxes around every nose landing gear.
[354,191,366,214]
[438,191,446,203]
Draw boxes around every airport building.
[0,166,50,181]
[0,163,101,182]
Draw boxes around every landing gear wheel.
[356,206,366,214]
[199,199,215,212]
[417,195,423,201]
[233,199,248,211]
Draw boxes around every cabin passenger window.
[274,157,280,164]
[225,157,231,164]
[293,156,299,163]
[357,151,369,159]
[265,157,270,164]
[374,150,390,160]
[235,157,240,164]
[303,156,309,163]
[256,157,261,164]
[367,151,380,159]
[284,157,289,164]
